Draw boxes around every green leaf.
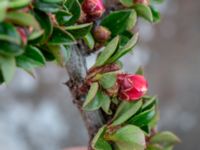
[133,4,153,22]
[150,131,180,147]
[0,0,8,22]
[142,96,157,111]
[48,27,75,45]
[0,22,21,44]
[66,23,93,39]
[150,6,161,23]
[101,9,137,36]
[34,0,61,13]
[83,32,95,49]
[83,82,99,108]
[47,45,71,66]
[95,36,119,67]
[108,125,146,150]
[63,0,81,25]
[41,0,63,3]
[25,46,46,65]
[99,72,117,89]
[146,144,163,150]
[0,42,24,56]
[128,106,156,127]
[107,32,139,63]
[6,12,40,29]
[16,46,46,70]
[8,0,31,9]
[119,0,133,7]
[56,10,72,25]
[83,90,103,111]
[135,66,144,75]
[111,101,142,126]
[92,126,112,150]
[100,92,112,115]
[31,9,53,43]
[0,70,4,84]
[0,55,16,83]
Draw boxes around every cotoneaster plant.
[0,0,180,150]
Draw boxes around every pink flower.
[133,0,150,6]
[117,74,148,101]
[82,0,105,20]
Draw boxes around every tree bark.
[65,45,104,149]
[65,1,121,149]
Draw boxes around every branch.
[65,44,104,149]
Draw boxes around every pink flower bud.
[133,0,150,6]
[93,26,111,43]
[82,0,105,20]
[17,27,27,45]
[117,74,148,101]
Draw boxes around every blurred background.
[0,0,199,149]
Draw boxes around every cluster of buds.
[86,64,148,101]
[81,0,105,21]
[133,0,150,6]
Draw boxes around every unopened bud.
[82,0,105,20]
[93,26,111,43]
[17,27,27,45]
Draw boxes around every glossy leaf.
[25,46,46,65]
[16,46,46,70]
[111,101,142,126]
[119,0,133,7]
[0,0,8,22]
[8,0,31,9]
[95,36,119,67]
[83,32,95,49]
[128,106,156,127]
[107,32,139,63]
[92,126,112,150]
[42,0,63,3]
[34,0,61,13]
[66,23,93,39]
[108,125,146,150]
[63,0,81,25]
[0,70,4,84]
[47,45,71,66]
[48,27,75,45]
[142,96,157,111]
[150,131,180,147]
[101,10,137,36]
[99,91,112,115]
[32,9,53,43]
[0,42,24,56]
[56,10,72,25]
[6,12,40,29]
[133,4,153,22]
[99,72,117,89]
[83,82,99,108]
[0,55,16,83]
[150,6,161,23]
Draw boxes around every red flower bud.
[82,0,105,20]
[117,74,148,101]
[93,26,111,43]
[133,0,150,6]
[17,27,27,45]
